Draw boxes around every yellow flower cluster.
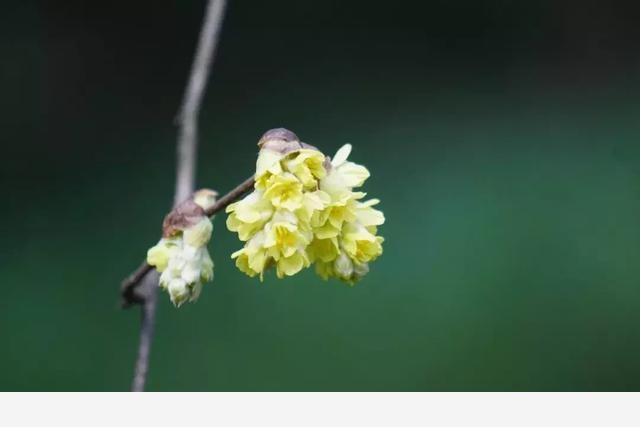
[147,190,217,306]
[308,144,385,284]
[226,130,384,285]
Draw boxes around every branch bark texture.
[129,0,228,392]
[175,0,228,206]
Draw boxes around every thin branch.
[204,175,256,216]
[120,175,255,308]
[130,270,158,392]
[121,262,153,307]
[175,0,228,206]
[128,0,228,392]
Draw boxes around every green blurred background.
[3,0,640,390]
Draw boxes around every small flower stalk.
[227,128,385,285]
[147,189,218,306]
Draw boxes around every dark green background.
[3,0,640,390]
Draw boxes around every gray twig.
[129,0,228,392]
[174,0,228,206]
[130,271,158,392]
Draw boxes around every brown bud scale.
[162,199,206,237]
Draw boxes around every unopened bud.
[257,127,302,154]
[193,188,218,211]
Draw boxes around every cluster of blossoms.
[146,190,218,306]
[142,128,385,307]
[226,128,385,285]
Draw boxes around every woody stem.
[127,0,228,392]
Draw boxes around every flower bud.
[183,217,213,247]
[334,252,354,279]
[193,188,219,211]
[168,278,190,306]
[147,192,217,306]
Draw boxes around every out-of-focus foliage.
[3,0,640,390]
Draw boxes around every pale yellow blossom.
[309,144,385,284]
[227,130,383,285]
[147,192,217,306]
[263,172,304,211]
[226,190,273,241]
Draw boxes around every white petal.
[337,162,370,188]
[168,278,189,306]
[356,206,385,226]
[181,261,201,283]
[331,144,352,167]
[361,198,380,207]
[334,253,354,278]
[183,218,213,247]
[256,149,284,177]
[353,262,369,278]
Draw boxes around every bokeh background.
[3,0,640,390]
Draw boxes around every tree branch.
[174,0,228,206]
[120,175,255,308]
[128,0,228,392]
[130,270,158,392]
[203,175,256,216]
